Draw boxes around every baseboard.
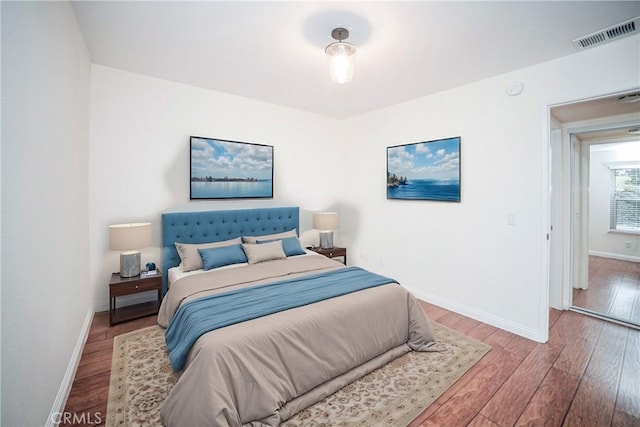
[589,250,640,263]
[405,286,545,343]
[46,308,94,427]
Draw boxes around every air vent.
[619,92,640,104]
[573,17,639,50]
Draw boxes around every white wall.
[89,65,347,309]
[341,35,640,342]
[1,2,92,425]
[589,143,640,261]
[89,35,639,338]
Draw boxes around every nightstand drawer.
[110,276,161,297]
[325,248,345,258]
[308,247,347,264]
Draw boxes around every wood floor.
[62,303,640,426]
[573,256,640,326]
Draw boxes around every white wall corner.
[407,286,547,343]
[45,308,94,427]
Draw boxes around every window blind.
[610,167,640,232]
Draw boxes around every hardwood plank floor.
[574,256,640,326]
[61,314,157,427]
[62,303,640,426]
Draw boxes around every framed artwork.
[387,136,461,202]
[190,136,274,199]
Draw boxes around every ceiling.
[551,91,640,141]
[71,1,640,119]
[551,92,640,124]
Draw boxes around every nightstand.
[109,272,162,325]
[309,246,347,264]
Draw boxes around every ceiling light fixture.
[325,27,356,84]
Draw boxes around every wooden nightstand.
[109,272,162,325]
[309,246,347,264]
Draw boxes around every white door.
[549,128,563,308]
[571,134,590,290]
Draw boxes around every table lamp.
[109,222,152,277]
[313,212,338,249]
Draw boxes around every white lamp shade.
[109,222,152,251]
[325,42,356,84]
[313,212,338,231]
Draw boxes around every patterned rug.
[106,322,490,426]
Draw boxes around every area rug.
[106,322,491,426]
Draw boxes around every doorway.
[549,90,640,328]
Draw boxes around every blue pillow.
[257,237,306,257]
[198,244,248,270]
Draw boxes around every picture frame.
[387,136,461,202]
[190,136,274,200]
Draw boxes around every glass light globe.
[325,41,356,84]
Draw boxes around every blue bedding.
[165,266,397,371]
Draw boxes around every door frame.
[546,93,640,317]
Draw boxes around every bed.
[158,207,436,426]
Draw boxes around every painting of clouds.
[190,136,273,199]
[387,137,460,202]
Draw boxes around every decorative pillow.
[242,229,297,244]
[175,237,242,272]
[242,241,286,264]
[198,244,248,271]
[257,236,306,257]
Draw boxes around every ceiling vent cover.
[573,17,639,50]
[619,92,640,104]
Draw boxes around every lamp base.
[319,231,334,249]
[120,251,141,278]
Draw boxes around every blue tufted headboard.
[161,207,299,293]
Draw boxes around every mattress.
[158,254,436,426]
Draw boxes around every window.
[610,167,640,232]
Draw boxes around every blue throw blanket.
[165,266,397,371]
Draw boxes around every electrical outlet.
[625,241,632,249]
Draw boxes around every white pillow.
[175,237,242,272]
[242,229,297,244]
[242,241,286,264]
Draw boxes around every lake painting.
[190,136,273,199]
[387,137,460,202]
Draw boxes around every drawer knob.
[135,285,139,289]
